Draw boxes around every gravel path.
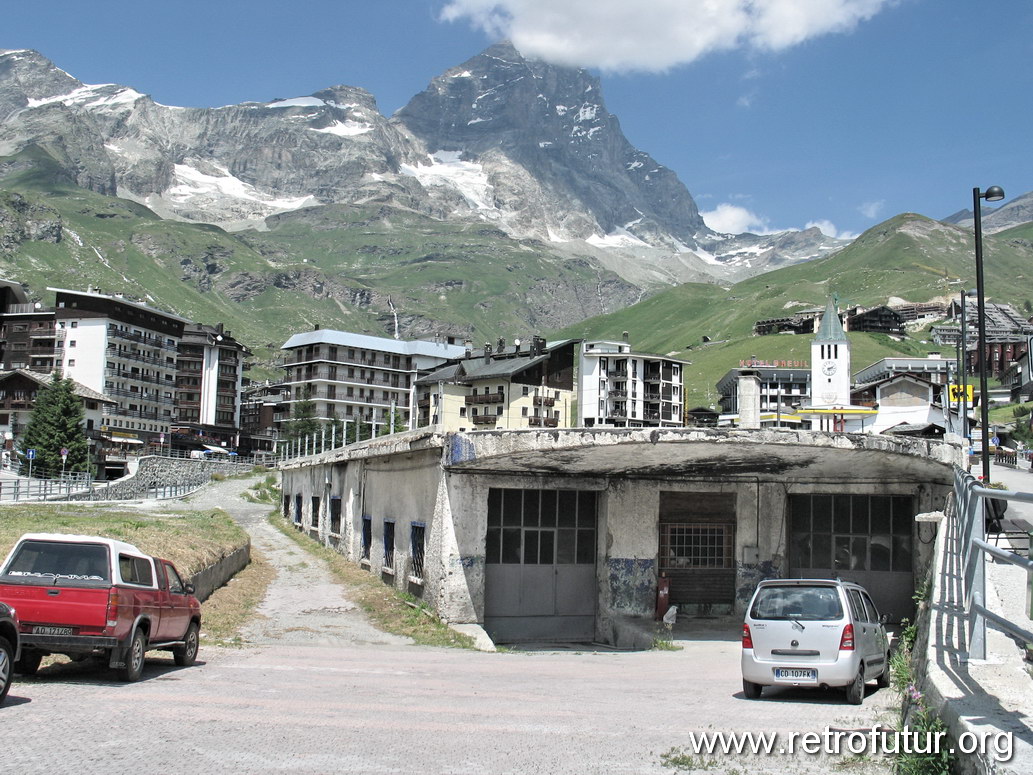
[137,474,410,648]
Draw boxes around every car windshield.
[1,540,110,586]
[750,585,843,621]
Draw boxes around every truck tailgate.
[0,583,110,630]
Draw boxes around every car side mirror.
[184,583,195,595]
[879,613,890,625]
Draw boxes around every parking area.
[3,624,896,774]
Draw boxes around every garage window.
[485,488,596,565]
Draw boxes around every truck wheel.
[117,629,147,682]
[174,622,199,667]
[846,665,865,705]
[14,651,42,676]
[0,636,13,703]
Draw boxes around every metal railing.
[0,473,93,502]
[953,467,1033,660]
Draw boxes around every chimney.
[622,331,630,343]
[498,337,506,352]
[484,343,492,364]
[464,338,472,358]
[737,369,762,430]
[313,324,321,331]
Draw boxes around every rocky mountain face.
[943,191,1033,234]
[0,45,851,292]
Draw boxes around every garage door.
[788,494,915,622]
[484,488,597,643]
[659,492,737,612]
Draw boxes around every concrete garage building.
[282,428,958,647]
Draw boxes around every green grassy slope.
[0,147,634,361]
[554,213,1033,406]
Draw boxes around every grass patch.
[0,503,248,577]
[269,514,475,649]
[242,475,280,505]
[199,547,276,647]
[659,748,717,771]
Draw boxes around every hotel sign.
[739,359,810,368]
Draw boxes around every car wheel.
[14,651,42,676]
[173,622,199,667]
[876,653,891,689]
[117,629,147,682]
[846,665,865,705]
[742,678,763,699]
[0,636,13,704]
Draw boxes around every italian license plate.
[775,667,816,681]
[33,625,73,636]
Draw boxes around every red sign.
[739,359,810,368]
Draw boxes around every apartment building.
[48,287,189,448]
[279,328,466,430]
[578,337,686,428]
[174,323,250,448]
[414,337,577,431]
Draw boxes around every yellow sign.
[948,384,973,403]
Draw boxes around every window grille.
[659,523,733,570]
[383,520,395,569]
[311,496,320,529]
[410,523,426,579]
[361,517,372,560]
[330,497,342,534]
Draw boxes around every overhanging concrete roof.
[284,427,960,485]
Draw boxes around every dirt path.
[139,475,410,648]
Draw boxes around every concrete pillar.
[738,370,762,429]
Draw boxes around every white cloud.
[805,219,858,240]
[440,0,893,72]
[858,199,885,219]
[702,203,775,234]
[703,203,859,239]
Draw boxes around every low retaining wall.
[189,541,251,603]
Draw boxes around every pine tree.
[20,375,89,477]
[286,385,320,442]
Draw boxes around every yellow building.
[415,338,578,431]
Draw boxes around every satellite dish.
[514,338,521,347]
[34,302,42,309]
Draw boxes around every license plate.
[775,667,817,681]
[33,625,73,636]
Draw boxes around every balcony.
[605,369,626,378]
[528,416,559,427]
[605,390,626,399]
[464,393,504,405]
[107,327,178,351]
[472,414,498,425]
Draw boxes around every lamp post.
[973,185,1005,484]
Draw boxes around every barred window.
[410,523,426,580]
[659,523,733,571]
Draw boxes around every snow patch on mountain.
[168,162,316,211]
[26,84,143,111]
[309,120,373,137]
[400,151,495,211]
[267,97,327,108]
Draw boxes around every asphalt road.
[3,477,897,775]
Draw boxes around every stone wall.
[65,456,259,501]
[188,541,251,603]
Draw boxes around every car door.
[159,562,192,642]
[860,589,889,671]
[846,587,879,677]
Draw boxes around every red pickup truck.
[0,533,201,682]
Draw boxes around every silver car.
[741,579,890,704]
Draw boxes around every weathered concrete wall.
[64,456,257,501]
[277,428,959,647]
[188,541,251,603]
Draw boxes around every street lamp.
[973,185,1005,484]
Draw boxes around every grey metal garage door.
[484,488,597,643]
[788,494,915,622]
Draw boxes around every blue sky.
[3,1,1030,239]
